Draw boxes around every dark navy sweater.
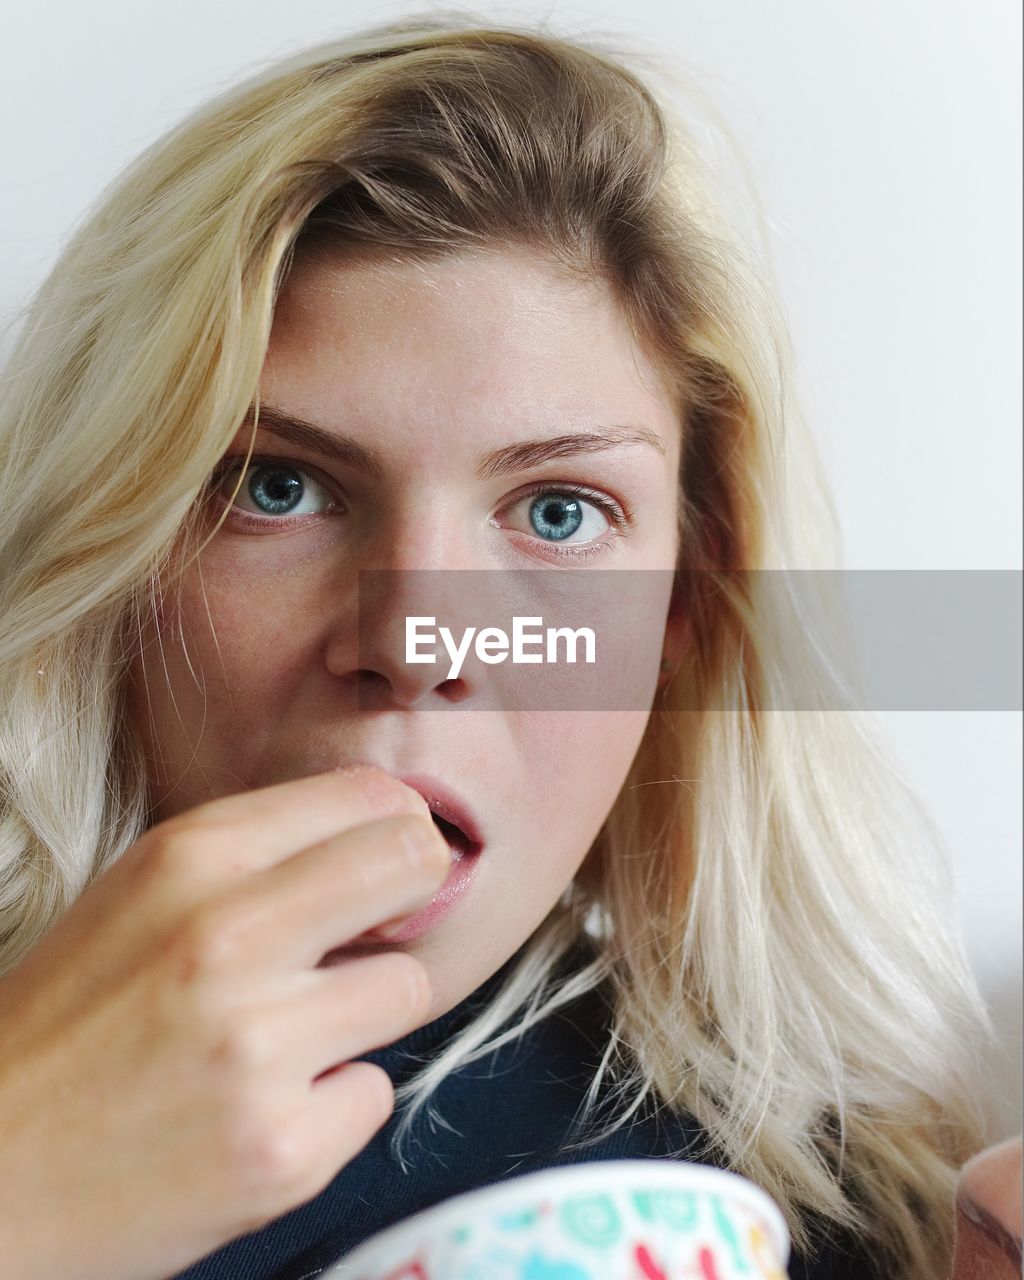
[167,941,882,1280]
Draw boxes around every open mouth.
[318,786,483,958]
[429,809,477,861]
[435,808,473,860]
[397,773,485,862]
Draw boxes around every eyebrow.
[238,404,666,480]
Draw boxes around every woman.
[0,15,993,1280]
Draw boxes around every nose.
[322,511,496,710]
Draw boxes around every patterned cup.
[325,1158,790,1279]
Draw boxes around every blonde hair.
[0,13,994,1276]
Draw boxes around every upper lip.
[397,772,485,855]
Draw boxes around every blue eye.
[492,483,624,559]
[249,466,304,514]
[529,494,583,540]
[214,459,335,520]
[209,458,627,560]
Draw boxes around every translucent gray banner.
[354,570,1022,712]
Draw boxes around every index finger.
[155,764,430,875]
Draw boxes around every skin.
[125,244,686,1024]
[955,1135,1023,1257]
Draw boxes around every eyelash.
[207,457,632,559]
[502,481,629,560]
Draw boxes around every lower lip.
[366,846,481,943]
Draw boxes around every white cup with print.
[325,1158,790,1279]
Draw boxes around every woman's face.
[125,245,683,1020]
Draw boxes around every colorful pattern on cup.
[331,1161,790,1280]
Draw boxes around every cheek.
[170,547,329,674]
[134,555,327,753]
[510,709,650,873]
[128,556,333,807]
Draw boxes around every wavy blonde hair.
[0,13,994,1277]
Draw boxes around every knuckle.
[173,900,256,982]
[139,824,193,878]
[138,819,213,888]
[209,1010,275,1075]
[251,1125,307,1192]
[227,1099,310,1204]
[344,1063,395,1131]
[366,1064,396,1119]
[381,951,432,1016]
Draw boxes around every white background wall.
[1,1,1020,1138]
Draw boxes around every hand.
[0,765,451,1280]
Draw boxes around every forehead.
[262,245,682,453]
